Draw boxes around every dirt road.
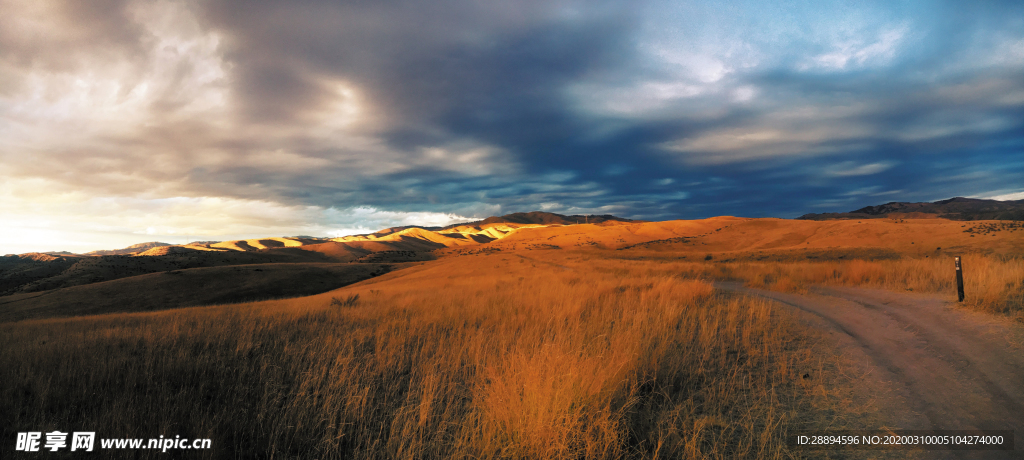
[717,282,1024,459]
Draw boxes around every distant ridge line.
[442,211,634,229]
[85,242,173,256]
[798,197,1024,221]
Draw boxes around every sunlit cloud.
[978,190,1024,201]
[0,176,480,253]
[0,0,1022,252]
[660,124,872,165]
[826,162,895,177]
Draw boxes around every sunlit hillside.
[4,215,1022,320]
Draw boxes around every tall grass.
[1,257,858,459]
[694,255,1024,317]
[597,253,1022,318]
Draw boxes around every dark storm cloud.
[200,0,634,127]
[2,0,1023,243]
[169,0,652,212]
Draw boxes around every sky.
[2,0,1022,254]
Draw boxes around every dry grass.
[0,254,866,459]
[672,255,1024,318]
[0,262,392,322]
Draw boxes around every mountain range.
[798,197,1024,221]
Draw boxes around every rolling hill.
[0,212,631,313]
[442,211,634,228]
[5,208,1024,322]
[86,241,172,256]
[798,197,1024,221]
[0,262,395,322]
[0,247,339,295]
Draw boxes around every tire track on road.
[717,282,1024,459]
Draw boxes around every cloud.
[1,0,1023,252]
[978,190,1024,201]
[825,162,894,177]
[0,176,480,253]
[802,25,908,71]
[660,125,871,165]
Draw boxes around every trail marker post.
[955,256,965,302]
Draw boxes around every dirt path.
[717,282,1024,459]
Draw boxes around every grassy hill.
[799,197,1024,221]
[0,262,397,322]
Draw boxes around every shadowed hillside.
[445,211,635,228]
[799,197,1024,221]
[0,253,85,294]
[0,262,397,322]
[0,248,340,295]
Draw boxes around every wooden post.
[955,256,965,302]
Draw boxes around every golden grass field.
[1,252,878,459]
[721,256,1024,318]
[1,217,1021,458]
[597,253,1024,321]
